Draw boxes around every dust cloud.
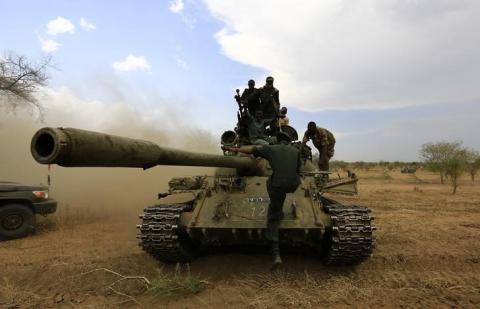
[0,89,219,218]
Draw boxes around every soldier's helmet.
[248,79,255,87]
[276,131,291,143]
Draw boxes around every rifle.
[234,89,242,108]
[234,89,248,142]
[235,89,247,116]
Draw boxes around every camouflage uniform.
[252,143,301,262]
[278,115,289,127]
[303,127,336,171]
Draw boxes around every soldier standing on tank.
[248,76,280,133]
[222,132,301,268]
[240,79,259,113]
[301,121,336,172]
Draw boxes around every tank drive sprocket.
[322,204,375,265]
[137,204,196,263]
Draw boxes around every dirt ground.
[1,168,479,308]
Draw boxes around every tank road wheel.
[322,204,375,266]
[0,204,36,240]
[137,204,197,263]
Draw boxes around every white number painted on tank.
[251,205,266,217]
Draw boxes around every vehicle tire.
[0,203,36,240]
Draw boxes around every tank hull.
[137,175,375,265]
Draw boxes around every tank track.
[322,204,375,265]
[137,204,195,263]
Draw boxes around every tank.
[31,127,375,265]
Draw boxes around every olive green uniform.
[246,113,273,145]
[248,86,280,120]
[302,127,336,171]
[240,88,258,113]
[252,144,301,243]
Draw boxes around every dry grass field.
[1,168,479,308]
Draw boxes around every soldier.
[278,107,289,127]
[246,110,274,145]
[302,122,336,172]
[222,132,301,268]
[240,79,258,113]
[248,76,280,121]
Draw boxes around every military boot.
[271,242,282,268]
[266,221,282,268]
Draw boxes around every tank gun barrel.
[30,127,257,171]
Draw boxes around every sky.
[0,0,479,161]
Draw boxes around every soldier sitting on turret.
[245,110,275,145]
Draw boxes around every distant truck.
[401,166,417,174]
[0,181,57,240]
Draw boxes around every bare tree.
[0,51,51,117]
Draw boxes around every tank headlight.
[33,190,49,199]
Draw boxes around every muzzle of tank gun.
[30,127,66,165]
[30,127,161,168]
[31,127,259,174]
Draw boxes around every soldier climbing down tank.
[222,131,301,268]
[302,121,336,172]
